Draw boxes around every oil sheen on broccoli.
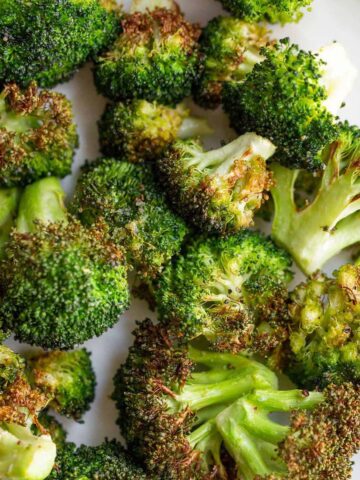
[71,158,188,280]
[114,318,360,479]
[0,177,129,349]
[156,230,292,355]
[0,83,78,187]
[223,39,357,170]
[157,133,275,235]
[94,0,201,104]
[99,100,212,162]
[271,124,360,274]
[194,16,270,109]
[0,0,120,87]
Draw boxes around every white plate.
[8,0,360,477]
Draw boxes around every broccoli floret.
[28,349,96,420]
[48,440,149,479]
[0,344,25,393]
[0,177,129,349]
[217,0,313,23]
[158,134,275,234]
[194,16,270,109]
[98,100,212,162]
[113,318,351,480]
[156,230,292,355]
[94,0,201,104]
[223,39,357,170]
[0,187,20,256]
[271,125,360,274]
[71,159,188,280]
[0,83,78,187]
[0,0,120,88]
[281,265,360,389]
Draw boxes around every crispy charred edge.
[115,319,216,479]
[0,82,76,168]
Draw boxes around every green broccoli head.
[71,158,188,280]
[156,230,292,355]
[271,124,360,274]
[94,1,201,104]
[0,83,78,187]
[28,349,96,420]
[158,134,276,235]
[0,0,120,88]
[48,440,149,479]
[223,39,357,170]
[113,318,355,480]
[194,16,270,109]
[217,0,313,23]
[98,100,211,162]
[283,265,360,389]
[0,177,130,350]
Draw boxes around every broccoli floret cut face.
[48,440,148,479]
[157,134,276,235]
[223,40,357,170]
[0,0,120,88]
[0,177,130,349]
[98,100,211,162]
[271,125,360,274]
[156,230,292,355]
[0,83,78,187]
[194,16,270,109]
[94,3,201,104]
[71,158,188,280]
[29,349,96,420]
[113,319,339,480]
[218,0,313,23]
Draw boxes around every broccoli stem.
[0,423,56,480]
[177,117,213,140]
[16,177,67,233]
[130,0,175,13]
[0,187,20,256]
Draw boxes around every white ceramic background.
[7,0,360,477]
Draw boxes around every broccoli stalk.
[158,133,276,234]
[271,126,360,274]
[0,187,20,256]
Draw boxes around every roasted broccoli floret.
[0,83,78,187]
[0,187,20,256]
[48,440,149,479]
[0,0,120,88]
[217,0,313,23]
[98,100,212,162]
[94,0,201,104]
[0,177,129,349]
[158,133,275,234]
[156,230,292,355]
[113,318,359,480]
[28,349,96,420]
[0,344,25,393]
[71,159,188,280]
[194,16,270,109]
[223,39,357,170]
[271,125,360,274]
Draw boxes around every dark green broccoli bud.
[48,440,149,479]
[0,177,130,349]
[28,349,96,420]
[271,125,360,274]
[0,0,120,88]
[94,0,201,104]
[217,0,313,23]
[223,39,357,170]
[0,83,78,187]
[0,344,25,393]
[114,318,329,479]
[98,100,212,162]
[282,265,360,389]
[156,230,292,355]
[0,186,20,256]
[194,16,270,109]
[157,134,276,235]
[71,159,188,280]
[33,413,67,449]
